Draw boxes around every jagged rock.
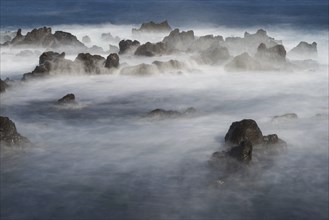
[272,113,298,122]
[135,42,167,56]
[82,35,91,44]
[5,27,86,50]
[118,39,140,54]
[57,93,76,104]
[0,79,9,93]
[225,119,264,145]
[105,53,119,68]
[75,53,105,74]
[288,41,317,59]
[132,20,172,33]
[256,43,286,62]
[162,29,195,52]
[0,116,30,146]
[225,52,261,71]
[224,29,281,55]
[39,51,65,65]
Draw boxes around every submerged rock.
[82,35,91,44]
[146,107,196,119]
[272,113,298,122]
[132,20,172,33]
[0,116,30,146]
[57,93,76,104]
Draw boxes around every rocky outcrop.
[22,51,73,80]
[58,93,76,104]
[256,43,286,62]
[105,53,119,69]
[135,42,167,56]
[74,53,106,74]
[189,35,224,52]
[6,27,86,50]
[162,29,195,52]
[132,21,172,33]
[224,29,281,55]
[288,41,317,60]
[0,79,9,93]
[0,116,30,146]
[152,60,185,73]
[212,119,286,166]
[198,47,230,65]
[119,39,140,54]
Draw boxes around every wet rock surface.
[146,107,196,119]
[105,53,119,69]
[119,39,140,54]
[0,79,9,93]
[57,93,76,104]
[132,20,172,33]
[0,116,30,146]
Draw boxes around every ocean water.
[0,1,328,220]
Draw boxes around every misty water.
[1,12,329,220]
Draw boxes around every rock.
[225,119,264,145]
[22,51,69,80]
[105,53,119,68]
[118,39,140,54]
[272,113,298,122]
[152,60,185,73]
[224,29,281,55]
[57,93,76,104]
[0,79,9,93]
[120,63,157,76]
[256,43,286,62]
[6,27,86,50]
[135,42,167,56]
[146,107,196,119]
[225,52,261,71]
[82,35,91,44]
[88,45,105,54]
[132,20,172,33]
[288,41,317,59]
[189,35,224,52]
[199,47,230,65]
[226,140,253,162]
[0,116,30,146]
[74,53,105,74]
[101,33,120,42]
[162,29,195,52]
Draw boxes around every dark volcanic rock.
[0,79,9,93]
[58,93,76,104]
[6,27,86,50]
[105,53,119,69]
[162,29,195,52]
[225,119,263,145]
[119,39,140,54]
[226,140,253,162]
[39,51,65,65]
[0,116,30,146]
[75,53,105,74]
[132,21,172,33]
[135,42,167,56]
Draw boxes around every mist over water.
[1,8,328,220]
